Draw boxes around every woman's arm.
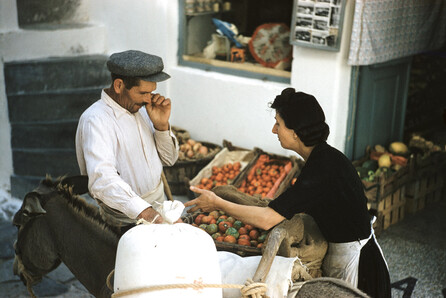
[184,186,286,230]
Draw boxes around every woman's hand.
[184,186,220,213]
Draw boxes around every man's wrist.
[154,123,169,131]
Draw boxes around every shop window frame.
[178,0,292,83]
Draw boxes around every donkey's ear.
[13,192,46,226]
[61,175,89,195]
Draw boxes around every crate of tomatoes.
[189,210,270,257]
[232,149,302,199]
[187,147,259,199]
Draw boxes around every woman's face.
[272,112,298,150]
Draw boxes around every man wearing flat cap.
[76,50,179,233]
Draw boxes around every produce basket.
[232,149,301,200]
[352,145,412,235]
[182,211,269,257]
[163,126,222,195]
[187,146,259,199]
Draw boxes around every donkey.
[12,176,119,298]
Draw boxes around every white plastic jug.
[114,223,222,297]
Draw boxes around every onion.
[199,146,209,155]
[193,142,202,152]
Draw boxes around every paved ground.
[0,195,445,297]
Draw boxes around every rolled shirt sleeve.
[154,126,179,166]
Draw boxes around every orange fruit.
[257,243,263,248]
[224,235,236,244]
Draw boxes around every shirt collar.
[101,89,132,118]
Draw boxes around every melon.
[389,142,409,155]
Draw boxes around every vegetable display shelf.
[353,150,412,235]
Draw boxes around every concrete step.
[0,25,107,62]
[11,120,78,149]
[10,175,43,199]
[7,88,102,123]
[4,55,110,95]
[12,149,79,177]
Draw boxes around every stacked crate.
[353,149,411,235]
[405,152,446,214]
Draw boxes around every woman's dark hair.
[111,73,141,89]
[270,87,330,146]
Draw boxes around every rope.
[110,278,267,298]
[106,269,114,291]
[15,254,37,298]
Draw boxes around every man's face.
[120,80,157,113]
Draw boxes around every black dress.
[268,142,391,298]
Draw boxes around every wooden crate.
[232,148,301,200]
[163,141,222,195]
[372,186,406,235]
[405,173,444,213]
[353,148,411,235]
[405,152,446,214]
[186,146,259,199]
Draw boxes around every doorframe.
[344,57,412,160]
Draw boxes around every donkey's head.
[13,189,61,287]
[12,175,90,288]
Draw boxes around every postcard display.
[290,0,346,51]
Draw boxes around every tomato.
[239,234,251,241]
[216,236,225,242]
[237,238,251,246]
[209,210,220,219]
[201,215,213,224]
[211,232,222,240]
[238,227,248,235]
[233,220,243,230]
[194,214,205,225]
[244,224,254,232]
[225,227,240,239]
[224,235,237,244]
[218,221,232,233]
[249,229,259,240]
[205,223,218,235]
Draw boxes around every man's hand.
[145,93,171,131]
[137,207,164,224]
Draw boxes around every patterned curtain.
[348,0,446,65]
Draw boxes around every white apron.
[322,216,381,288]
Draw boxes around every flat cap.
[107,50,170,82]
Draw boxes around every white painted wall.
[0,0,355,186]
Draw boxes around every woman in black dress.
[185,88,391,298]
